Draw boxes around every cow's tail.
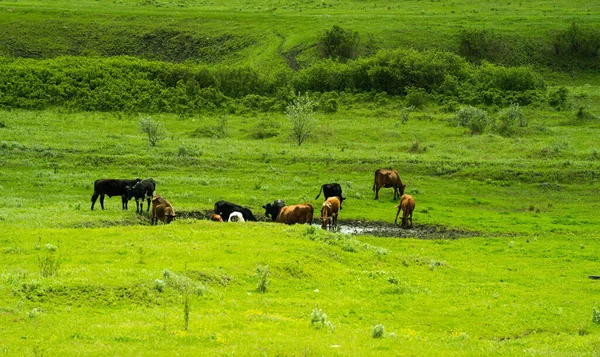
[372,170,380,192]
[315,185,323,200]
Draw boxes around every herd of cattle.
[90,169,416,229]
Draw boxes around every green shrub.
[405,87,429,108]
[372,324,385,338]
[593,308,600,324]
[548,86,570,110]
[458,29,509,64]
[251,118,281,139]
[552,23,600,59]
[310,307,335,331]
[455,106,488,134]
[493,104,526,136]
[316,25,360,62]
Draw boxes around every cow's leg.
[99,194,106,210]
[136,199,142,214]
[146,198,151,212]
[375,186,380,200]
[394,207,401,225]
[91,193,99,210]
[121,196,127,210]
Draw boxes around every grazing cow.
[276,204,314,225]
[228,212,245,222]
[394,194,415,228]
[214,200,257,222]
[210,214,224,222]
[373,169,406,200]
[315,183,346,209]
[151,195,176,225]
[321,197,340,231]
[262,199,286,221]
[127,178,156,213]
[91,178,140,210]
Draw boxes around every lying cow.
[394,194,415,228]
[321,197,340,231]
[228,212,245,222]
[127,178,156,213]
[315,183,345,209]
[151,195,176,225]
[262,199,286,221]
[214,200,257,222]
[276,204,314,225]
[91,178,140,210]
[210,214,224,222]
[373,169,406,200]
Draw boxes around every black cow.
[315,183,345,209]
[91,178,140,210]
[262,199,286,221]
[214,200,257,222]
[127,178,156,213]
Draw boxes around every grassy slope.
[0,0,599,66]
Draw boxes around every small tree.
[139,116,167,146]
[287,94,315,146]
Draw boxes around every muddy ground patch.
[179,210,480,239]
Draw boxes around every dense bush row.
[458,23,600,70]
[0,49,547,113]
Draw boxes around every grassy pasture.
[1,102,600,355]
[1,0,600,355]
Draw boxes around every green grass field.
[1,0,600,355]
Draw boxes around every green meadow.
[1,0,600,356]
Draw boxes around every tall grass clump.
[255,265,270,293]
[38,250,61,278]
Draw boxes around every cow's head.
[125,186,134,200]
[165,208,176,223]
[400,184,406,196]
[262,203,273,217]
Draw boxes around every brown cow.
[210,214,224,222]
[276,204,314,225]
[394,194,415,228]
[321,197,340,231]
[151,195,176,225]
[373,169,406,200]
